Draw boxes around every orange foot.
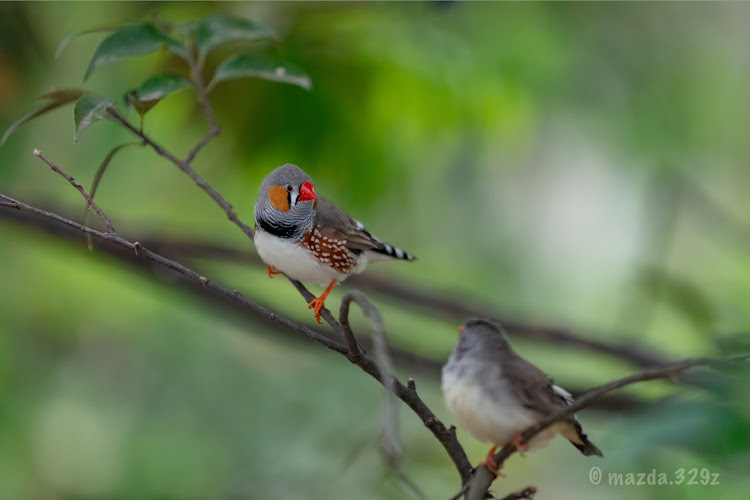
[478,445,505,477]
[511,431,530,456]
[307,280,337,323]
[267,265,282,278]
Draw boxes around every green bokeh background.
[1,2,749,499]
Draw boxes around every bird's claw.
[511,432,530,455]
[308,296,325,324]
[307,280,337,324]
[479,445,504,477]
[267,265,282,278]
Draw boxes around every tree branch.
[0,191,472,484]
[33,149,116,233]
[497,486,537,500]
[0,204,652,413]
[94,236,670,368]
[105,108,253,240]
[0,193,342,354]
[465,354,750,500]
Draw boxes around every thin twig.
[465,355,750,500]
[33,149,116,233]
[185,53,220,164]
[447,480,472,500]
[185,126,219,164]
[497,486,537,500]
[340,293,399,463]
[339,291,426,500]
[334,288,474,482]
[339,292,366,362]
[106,108,253,241]
[394,471,429,500]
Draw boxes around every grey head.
[254,164,318,241]
[450,317,514,363]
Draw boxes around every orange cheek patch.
[268,185,290,212]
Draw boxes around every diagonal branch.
[33,149,116,233]
[465,354,750,500]
[0,193,342,353]
[0,191,473,484]
[106,108,254,241]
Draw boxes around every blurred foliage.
[1,2,749,499]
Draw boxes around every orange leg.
[308,280,337,323]
[511,431,530,456]
[478,445,504,477]
[267,265,282,278]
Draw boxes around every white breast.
[441,365,559,449]
[254,229,347,286]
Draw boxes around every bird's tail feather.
[371,242,416,261]
[360,227,415,261]
[571,437,603,457]
[564,420,603,457]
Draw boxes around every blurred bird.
[254,164,415,322]
[442,318,603,475]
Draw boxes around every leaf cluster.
[2,13,312,237]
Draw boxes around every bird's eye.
[285,184,293,192]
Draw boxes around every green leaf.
[123,90,158,116]
[55,25,123,59]
[84,142,141,250]
[136,73,191,102]
[122,74,191,117]
[191,15,274,62]
[74,94,115,139]
[210,54,312,91]
[1,89,87,146]
[84,23,187,81]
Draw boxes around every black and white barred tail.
[373,240,416,261]
[355,220,416,261]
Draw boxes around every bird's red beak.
[458,325,464,335]
[299,181,316,202]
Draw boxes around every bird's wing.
[314,197,415,260]
[500,352,602,456]
[503,353,573,418]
